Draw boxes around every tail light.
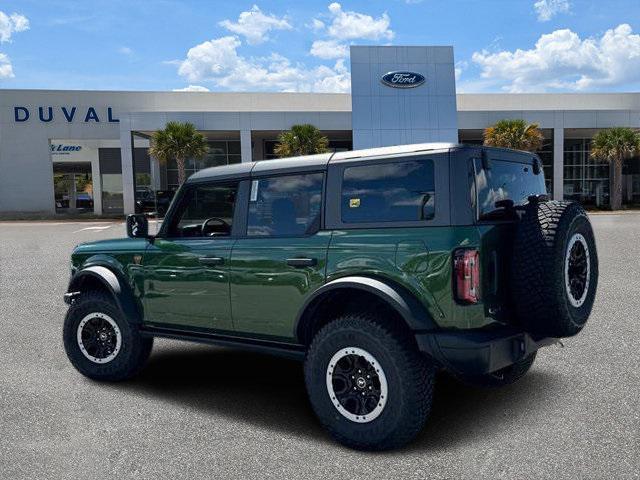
[453,248,480,304]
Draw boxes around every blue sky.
[0,0,639,93]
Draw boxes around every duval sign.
[13,106,119,123]
[381,71,426,88]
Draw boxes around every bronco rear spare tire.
[511,200,598,338]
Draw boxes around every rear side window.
[247,173,323,236]
[341,160,435,223]
[475,158,546,220]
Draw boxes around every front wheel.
[304,314,435,451]
[63,290,153,381]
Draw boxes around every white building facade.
[0,46,639,216]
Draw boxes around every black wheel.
[463,352,537,388]
[63,290,153,381]
[512,200,598,337]
[304,314,435,451]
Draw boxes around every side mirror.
[126,214,149,239]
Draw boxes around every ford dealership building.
[1,45,639,216]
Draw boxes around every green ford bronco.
[63,143,598,450]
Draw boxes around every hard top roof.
[188,143,465,183]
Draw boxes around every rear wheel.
[304,314,434,451]
[63,290,153,381]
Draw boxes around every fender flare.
[294,276,437,343]
[67,265,142,324]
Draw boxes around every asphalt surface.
[0,216,638,479]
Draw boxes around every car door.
[229,172,330,339]
[142,181,241,331]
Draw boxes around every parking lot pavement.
[0,215,638,480]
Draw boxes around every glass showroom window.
[166,141,241,189]
[564,138,610,207]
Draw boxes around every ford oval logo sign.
[381,71,425,88]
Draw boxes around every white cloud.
[118,46,133,56]
[177,35,350,92]
[0,52,14,78]
[310,39,348,60]
[471,24,640,92]
[0,11,29,42]
[325,3,393,41]
[173,85,210,92]
[219,5,291,45]
[177,4,399,92]
[0,11,28,80]
[308,3,394,60]
[309,18,325,32]
[533,0,570,22]
[178,36,243,82]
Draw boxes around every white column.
[120,119,136,215]
[91,150,102,215]
[553,127,564,201]
[240,129,252,163]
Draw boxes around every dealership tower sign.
[350,45,458,149]
[381,71,426,88]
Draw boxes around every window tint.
[247,173,323,236]
[475,159,546,220]
[167,183,238,237]
[341,160,435,223]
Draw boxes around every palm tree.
[590,127,640,210]
[148,121,209,186]
[274,124,329,158]
[483,119,544,152]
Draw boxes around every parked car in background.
[55,192,94,210]
[135,187,176,216]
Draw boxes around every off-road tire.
[63,290,153,381]
[463,352,537,388]
[304,314,435,451]
[512,200,598,337]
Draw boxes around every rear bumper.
[415,327,557,376]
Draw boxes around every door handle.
[199,256,224,266]
[286,257,317,268]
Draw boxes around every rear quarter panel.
[326,226,493,329]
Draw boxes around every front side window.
[247,173,324,236]
[475,159,546,220]
[341,160,435,223]
[166,183,238,237]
